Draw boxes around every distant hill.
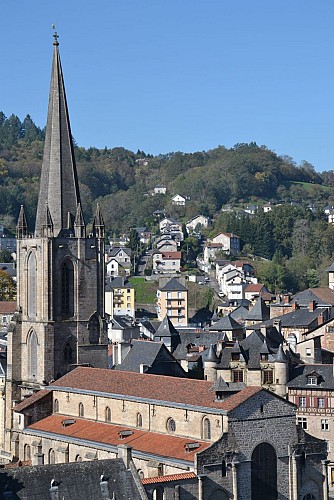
[1,112,334,238]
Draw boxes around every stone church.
[0,35,331,500]
[4,32,108,453]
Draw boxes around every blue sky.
[2,1,334,170]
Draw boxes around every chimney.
[118,444,133,468]
[273,319,282,334]
[283,295,290,305]
[309,301,316,312]
[292,302,298,311]
[318,313,324,326]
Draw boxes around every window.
[299,397,307,407]
[318,398,325,408]
[61,259,74,317]
[263,370,274,385]
[127,289,131,293]
[79,402,84,417]
[203,417,211,440]
[297,417,308,429]
[24,444,31,461]
[105,407,111,422]
[306,348,312,357]
[27,330,38,381]
[136,413,143,428]
[48,448,55,464]
[64,341,73,363]
[222,459,227,477]
[260,353,268,361]
[54,399,59,413]
[178,292,182,299]
[166,418,176,434]
[75,454,82,462]
[231,353,240,361]
[307,375,317,386]
[233,370,244,383]
[137,469,144,479]
[321,419,329,431]
[167,310,172,316]
[167,292,172,299]
[27,252,37,318]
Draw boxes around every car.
[198,281,204,285]
[218,292,225,297]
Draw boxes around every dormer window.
[260,353,268,361]
[307,375,317,386]
[231,353,240,361]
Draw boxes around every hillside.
[1,112,334,237]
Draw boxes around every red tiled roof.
[142,472,196,484]
[27,415,210,462]
[245,284,266,292]
[50,368,262,412]
[161,251,181,259]
[0,301,16,314]
[13,390,51,412]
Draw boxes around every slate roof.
[217,329,285,370]
[230,306,249,322]
[287,364,334,390]
[160,278,188,292]
[209,314,242,331]
[0,458,141,500]
[108,247,132,258]
[172,331,228,361]
[325,263,334,272]
[106,276,133,289]
[48,368,261,411]
[26,415,210,463]
[114,340,186,377]
[246,296,270,321]
[154,315,180,339]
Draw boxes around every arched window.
[166,417,176,434]
[79,402,84,417]
[27,252,37,318]
[61,259,74,317]
[64,341,73,363]
[27,330,38,381]
[24,444,31,461]
[54,399,59,413]
[251,443,277,500]
[137,469,144,480]
[105,406,111,422]
[75,454,82,462]
[203,417,211,439]
[136,413,143,428]
[48,448,55,465]
[88,314,100,345]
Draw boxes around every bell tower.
[5,34,108,453]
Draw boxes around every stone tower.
[5,34,108,453]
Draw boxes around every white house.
[209,232,240,255]
[106,247,132,277]
[186,215,210,234]
[152,250,182,274]
[153,185,167,195]
[171,194,186,206]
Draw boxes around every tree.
[0,270,16,300]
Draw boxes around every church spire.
[35,33,81,237]
[16,205,29,238]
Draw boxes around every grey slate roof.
[217,329,285,370]
[160,278,188,292]
[211,376,245,393]
[0,458,142,499]
[230,306,250,322]
[115,339,187,377]
[247,296,270,321]
[35,36,81,237]
[106,276,133,289]
[287,364,334,390]
[154,315,179,339]
[209,314,243,332]
[108,247,132,258]
[206,344,219,363]
[173,331,228,361]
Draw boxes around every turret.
[16,205,28,239]
[274,344,288,397]
[204,344,219,382]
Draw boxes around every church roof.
[49,367,263,412]
[35,33,81,237]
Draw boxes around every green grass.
[281,181,331,193]
[129,277,158,304]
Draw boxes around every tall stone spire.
[35,32,81,237]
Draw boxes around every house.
[211,232,240,254]
[244,283,270,302]
[186,215,210,234]
[171,194,186,206]
[134,227,151,245]
[108,315,141,344]
[0,301,15,331]
[12,368,328,499]
[263,203,273,213]
[153,185,167,195]
[156,277,188,326]
[244,204,258,215]
[105,276,135,318]
[156,235,178,252]
[0,237,16,254]
[287,363,334,488]
[106,247,132,277]
[152,250,182,274]
[159,217,182,233]
[208,314,244,341]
